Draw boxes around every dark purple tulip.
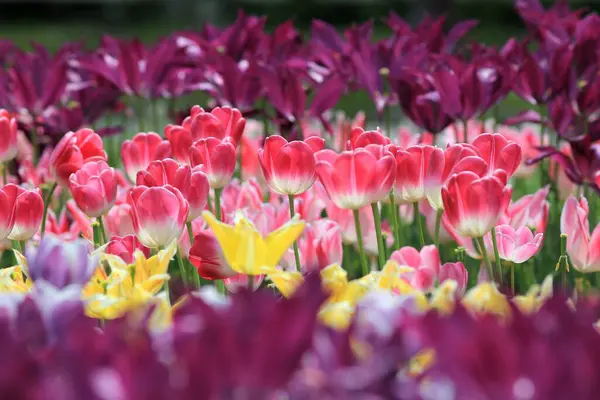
[72,35,190,100]
[26,236,97,289]
[0,43,79,116]
[170,274,326,398]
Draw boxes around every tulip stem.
[176,249,189,288]
[388,193,401,249]
[413,202,425,248]
[288,194,302,272]
[1,162,6,185]
[216,280,226,294]
[462,119,468,143]
[11,240,21,253]
[98,216,108,245]
[433,208,443,249]
[371,202,386,270]
[214,187,223,221]
[353,209,369,276]
[490,227,504,286]
[558,233,569,293]
[510,262,515,296]
[476,236,495,284]
[40,182,58,239]
[92,221,102,249]
[186,221,194,244]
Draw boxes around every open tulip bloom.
[2,2,600,397]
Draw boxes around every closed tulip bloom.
[188,230,236,280]
[128,185,189,248]
[187,167,210,221]
[561,196,600,272]
[442,171,512,238]
[483,224,543,264]
[258,135,325,195]
[69,161,118,218]
[190,137,237,189]
[347,127,391,149]
[105,235,150,264]
[105,203,135,237]
[472,133,522,183]
[135,158,191,198]
[316,148,395,209]
[7,187,44,241]
[0,184,19,241]
[50,128,107,187]
[27,236,97,289]
[0,109,18,163]
[392,145,444,204]
[390,245,441,290]
[427,143,488,210]
[439,262,468,296]
[121,132,172,182]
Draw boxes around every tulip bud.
[0,110,18,163]
[190,137,236,189]
[50,129,107,187]
[69,161,118,218]
[8,187,44,241]
[0,184,19,241]
[121,132,172,182]
[105,235,150,264]
[439,262,468,296]
[128,185,189,248]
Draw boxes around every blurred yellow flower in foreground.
[513,275,553,314]
[203,210,305,275]
[83,240,176,321]
[462,282,510,317]
[0,265,32,293]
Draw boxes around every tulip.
[389,245,441,291]
[27,236,97,289]
[49,128,107,187]
[503,186,550,234]
[136,158,191,197]
[187,167,210,221]
[7,187,44,241]
[258,135,325,195]
[190,137,237,190]
[484,225,543,264]
[128,185,189,248]
[439,261,468,296]
[561,196,600,272]
[443,171,512,238]
[0,110,18,167]
[121,132,172,182]
[472,133,522,182]
[0,184,19,241]
[104,203,135,237]
[596,171,600,188]
[316,148,395,210]
[391,145,444,205]
[69,161,117,219]
[188,230,236,280]
[202,210,305,276]
[347,127,391,149]
[105,235,150,264]
[165,106,245,164]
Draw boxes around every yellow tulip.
[513,275,553,314]
[262,266,304,298]
[0,265,32,293]
[203,210,305,275]
[462,282,510,317]
[429,280,458,315]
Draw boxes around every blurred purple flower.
[26,236,97,289]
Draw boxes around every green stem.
[434,208,443,249]
[476,236,495,284]
[1,162,7,185]
[151,99,159,131]
[92,221,103,249]
[176,249,189,288]
[371,202,386,269]
[510,262,515,295]
[490,226,504,286]
[462,119,468,143]
[413,202,425,248]
[214,187,223,221]
[186,221,194,244]
[98,215,108,244]
[353,208,369,276]
[11,240,22,253]
[385,104,391,136]
[388,193,400,249]
[288,194,302,271]
[559,233,569,292]
[40,182,58,239]
[216,280,226,294]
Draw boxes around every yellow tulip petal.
[429,280,458,315]
[264,215,305,268]
[319,301,355,330]
[462,282,510,317]
[265,268,304,298]
[320,264,348,295]
[203,210,242,271]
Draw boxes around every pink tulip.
[190,137,237,189]
[439,261,468,296]
[105,235,150,264]
[484,224,543,264]
[280,219,342,272]
[472,133,522,183]
[390,245,441,290]
[0,184,19,241]
[8,187,44,241]
[69,161,118,218]
[561,196,600,272]
[121,132,172,182]
[128,185,189,248]
[502,186,550,234]
[0,110,18,163]
[391,145,444,205]
[189,230,236,280]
